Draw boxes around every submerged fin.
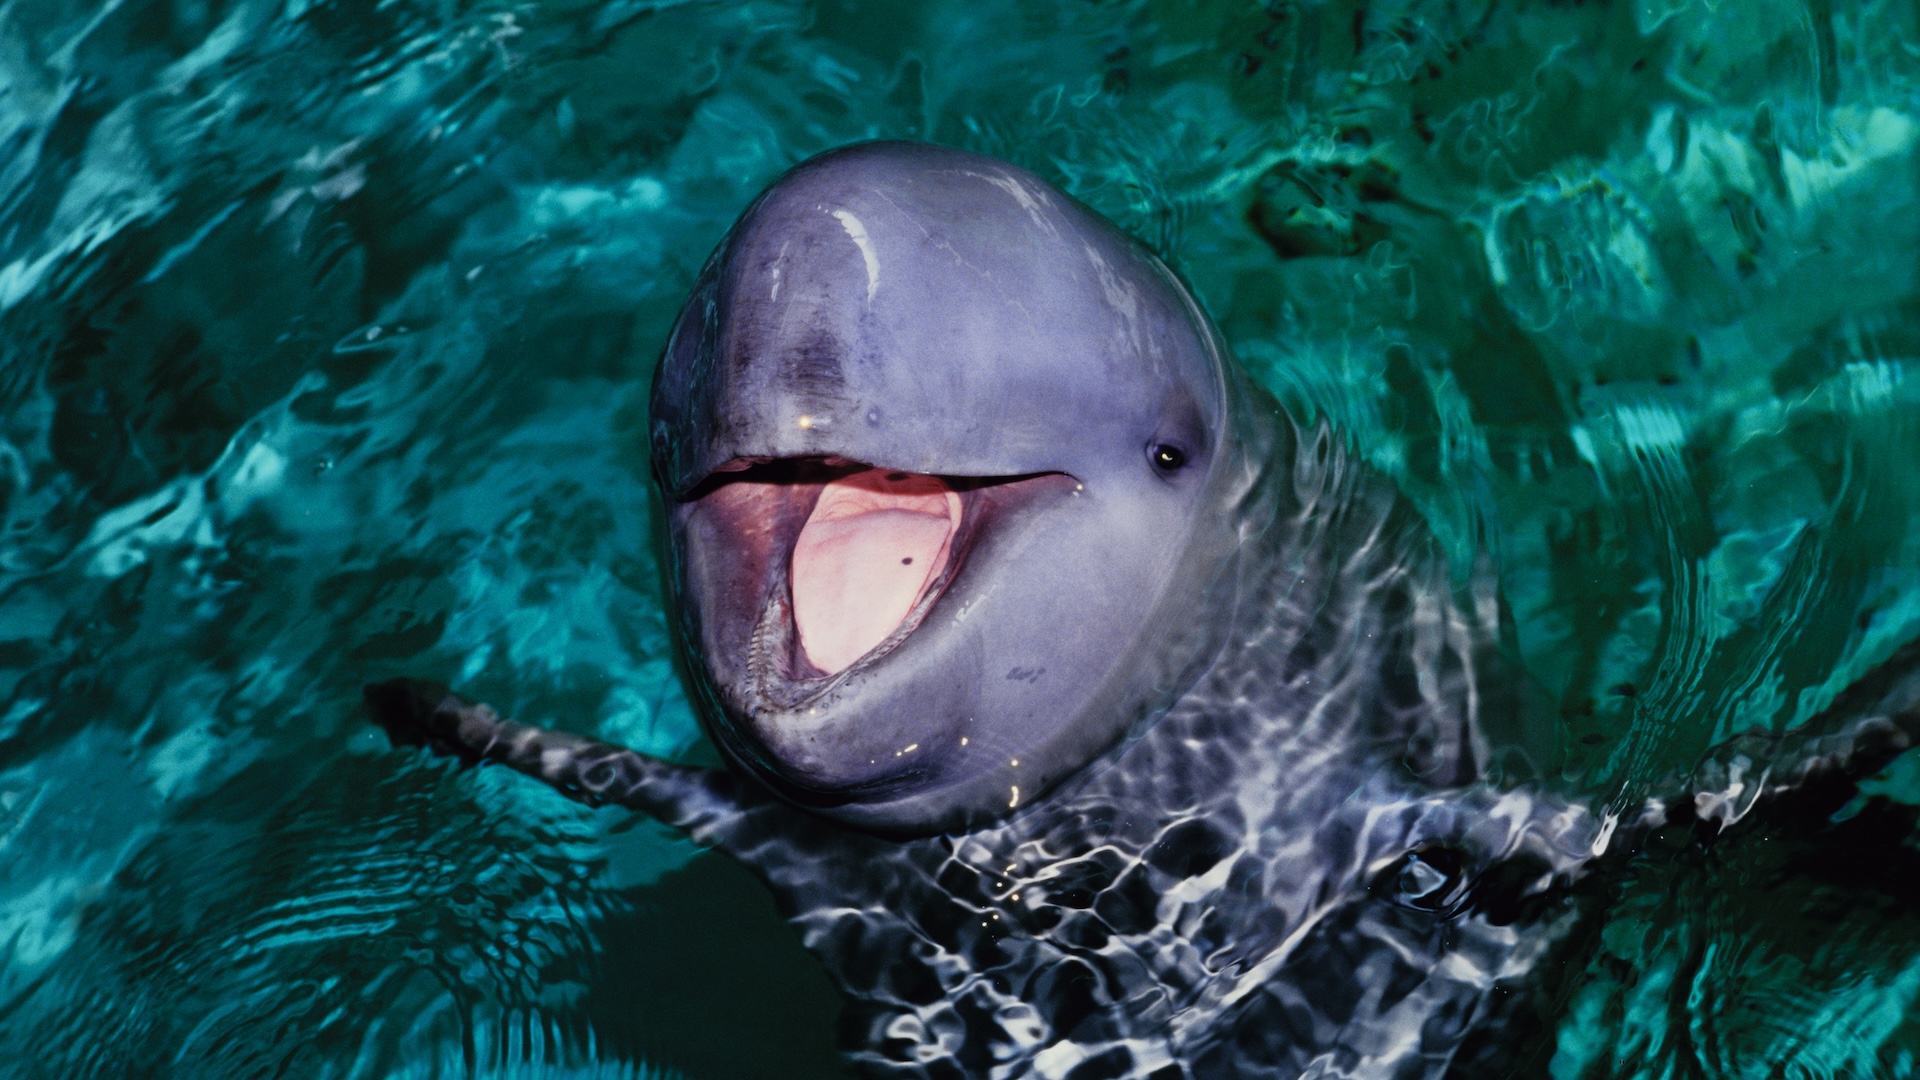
[363,679,752,840]
[364,679,891,898]
[1662,636,1920,830]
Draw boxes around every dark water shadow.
[580,851,852,1080]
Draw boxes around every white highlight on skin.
[770,239,790,301]
[831,208,880,302]
[792,469,960,674]
[1082,243,1141,325]
[980,170,1046,212]
[970,169,1060,238]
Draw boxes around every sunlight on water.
[0,0,1917,1075]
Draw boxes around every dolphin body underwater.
[365,141,1920,1078]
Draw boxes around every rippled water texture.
[2,0,1919,1076]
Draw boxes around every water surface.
[2,0,1920,1075]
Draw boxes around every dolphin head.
[651,141,1265,833]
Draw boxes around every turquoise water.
[2,0,1919,1075]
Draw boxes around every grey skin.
[366,142,1920,1079]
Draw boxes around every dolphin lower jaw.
[673,458,1078,799]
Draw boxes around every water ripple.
[0,0,1917,1074]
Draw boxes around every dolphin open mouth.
[791,469,963,674]
[681,457,1076,694]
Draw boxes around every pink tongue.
[792,470,962,675]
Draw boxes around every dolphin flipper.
[364,679,909,928]
[362,679,756,842]
[1671,637,1920,829]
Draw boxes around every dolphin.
[365,141,1920,1079]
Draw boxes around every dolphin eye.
[1150,443,1188,473]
